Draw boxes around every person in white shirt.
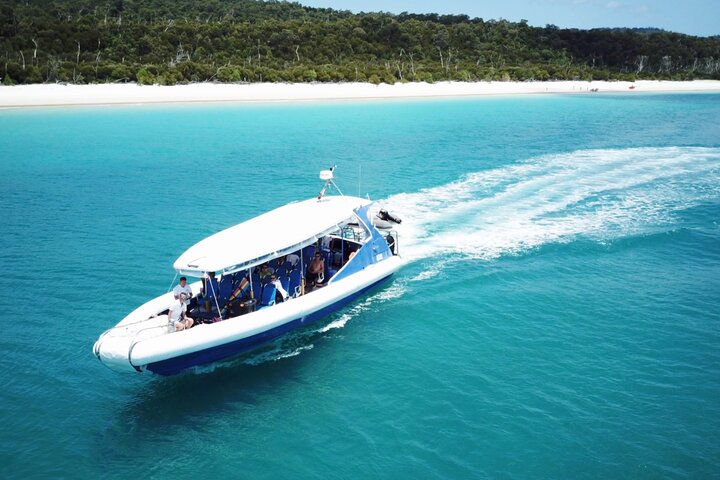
[285,253,300,267]
[269,274,290,303]
[173,277,192,304]
[169,293,194,331]
[173,276,194,317]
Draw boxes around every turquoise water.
[1,93,719,479]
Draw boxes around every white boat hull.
[94,255,402,375]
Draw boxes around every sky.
[298,0,719,37]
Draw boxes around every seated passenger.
[286,252,300,268]
[169,294,194,331]
[306,252,325,290]
[258,263,274,279]
[270,274,290,303]
[173,276,194,316]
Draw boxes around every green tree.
[136,67,155,85]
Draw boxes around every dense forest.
[1,0,719,85]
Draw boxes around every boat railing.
[93,315,171,363]
[96,315,171,341]
[341,225,363,242]
[126,322,175,369]
[387,229,399,255]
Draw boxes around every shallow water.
[1,93,719,479]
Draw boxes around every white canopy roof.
[173,195,371,276]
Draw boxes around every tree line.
[1,0,719,85]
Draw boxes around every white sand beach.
[1,80,720,108]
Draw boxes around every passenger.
[306,252,325,290]
[173,276,195,317]
[173,276,193,305]
[258,263,274,279]
[270,274,290,303]
[169,293,194,331]
[286,252,300,268]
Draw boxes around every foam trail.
[317,281,408,333]
[382,147,720,262]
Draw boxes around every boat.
[92,168,403,375]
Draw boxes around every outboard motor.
[378,209,402,225]
[374,209,403,231]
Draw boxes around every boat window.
[177,220,370,322]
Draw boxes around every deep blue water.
[1,93,719,479]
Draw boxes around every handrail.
[93,315,171,364]
[389,229,399,255]
[97,315,165,338]
[127,322,170,369]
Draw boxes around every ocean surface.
[1,92,719,479]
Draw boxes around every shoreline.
[1,80,720,108]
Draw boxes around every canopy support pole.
[249,269,255,300]
[167,272,178,293]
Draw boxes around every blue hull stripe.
[146,274,393,375]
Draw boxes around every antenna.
[358,163,362,197]
[317,165,343,199]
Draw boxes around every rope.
[167,272,178,293]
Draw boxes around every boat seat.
[322,251,334,279]
[226,276,250,306]
[218,276,234,305]
[331,251,343,268]
[275,265,289,279]
[288,269,302,297]
[204,276,219,297]
[322,250,333,265]
[279,275,291,295]
[259,284,276,309]
[302,246,316,268]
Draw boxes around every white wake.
[381,147,720,262]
